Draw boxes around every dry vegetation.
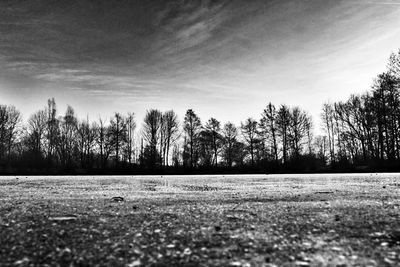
[0,174,399,266]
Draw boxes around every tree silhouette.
[183,109,201,168]
[142,109,162,168]
[222,122,238,167]
[241,118,259,166]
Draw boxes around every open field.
[0,174,399,267]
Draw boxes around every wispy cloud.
[1,0,400,124]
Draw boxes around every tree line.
[1,50,399,174]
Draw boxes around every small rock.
[295,261,310,266]
[127,259,141,267]
[49,215,77,221]
[387,251,397,259]
[384,258,395,265]
[183,248,192,255]
[370,232,385,237]
[214,225,221,232]
[111,196,124,202]
[14,257,29,265]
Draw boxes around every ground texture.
[0,173,399,267]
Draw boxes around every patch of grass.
[0,174,399,266]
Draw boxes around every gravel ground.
[0,173,399,266]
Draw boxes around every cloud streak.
[0,0,399,125]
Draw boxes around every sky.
[1,0,400,129]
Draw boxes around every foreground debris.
[0,174,399,266]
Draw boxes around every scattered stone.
[350,255,358,260]
[111,196,124,202]
[183,248,192,255]
[384,258,395,265]
[387,251,397,259]
[127,259,141,267]
[49,215,77,221]
[14,257,29,265]
[295,260,310,266]
[370,232,385,237]
[331,246,342,252]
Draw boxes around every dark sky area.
[1,0,400,126]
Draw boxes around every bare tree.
[95,118,114,168]
[27,109,47,155]
[204,118,222,166]
[289,107,311,158]
[110,113,127,167]
[183,109,202,168]
[388,49,400,77]
[260,102,279,162]
[46,98,58,163]
[321,103,336,163]
[58,106,78,167]
[305,115,313,155]
[222,122,238,167]
[241,118,259,166]
[276,105,291,164]
[126,113,136,164]
[0,105,21,162]
[334,95,369,162]
[142,109,162,167]
[161,110,179,166]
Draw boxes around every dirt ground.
[0,173,399,266]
